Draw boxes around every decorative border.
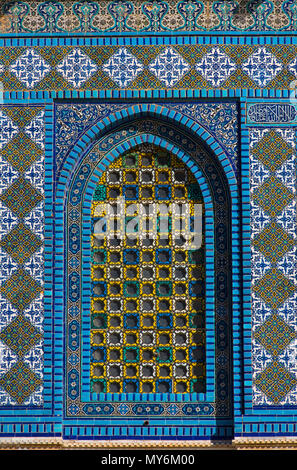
[0,0,296,35]
[0,36,297,98]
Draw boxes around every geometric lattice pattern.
[0,106,44,406]
[254,361,297,404]
[0,222,42,264]
[252,130,293,172]
[253,269,296,309]
[254,314,297,358]
[253,222,294,262]
[0,176,43,219]
[1,132,43,173]
[90,146,205,394]
[253,176,294,218]
[251,128,297,405]
[0,361,42,405]
[0,316,42,358]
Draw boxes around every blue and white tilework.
[242,48,283,87]
[195,47,236,87]
[250,128,297,406]
[149,47,190,86]
[102,47,143,87]
[9,49,51,88]
[56,48,98,88]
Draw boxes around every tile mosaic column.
[250,128,297,405]
[0,106,44,406]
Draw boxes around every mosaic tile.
[24,249,44,284]
[1,268,42,312]
[253,222,294,263]
[0,161,19,193]
[0,222,42,265]
[0,316,42,358]
[0,106,44,128]
[195,47,236,87]
[251,127,297,406]
[252,176,294,218]
[9,49,51,88]
[102,47,144,87]
[0,250,18,281]
[253,268,296,310]
[1,132,43,173]
[242,47,283,87]
[252,130,293,172]
[0,176,43,219]
[254,314,297,358]
[0,110,19,150]
[24,109,45,149]
[148,47,190,87]
[0,361,42,404]
[1,1,295,33]
[0,340,18,376]
[56,48,98,88]
[0,105,45,410]
[0,201,18,238]
[254,361,297,404]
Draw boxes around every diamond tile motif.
[0,176,43,219]
[254,361,297,404]
[0,222,42,264]
[1,132,43,173]
[252,176,294,217]
[252,130,293,172]
[1,106,44,129]
[242,47,283,87]
[102,47,144,87]
[253,268,296,309]
[0,110,19,150]
[56,48,98,88]
[254,313,297,357]
[0,361,42,404]
[149,47,190,87]
[0,316,42,358]
[1,268,42,312]
[9,49,51,88]
[253,222,294,262]
[195,47,236,87]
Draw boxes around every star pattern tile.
[56,48,98,88]
[9,49,51,88]
[195,47,236,87]
[149,47,190,87]
[102,47,144,87]
[242,47,283,87]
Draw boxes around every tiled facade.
[0,0,297,443]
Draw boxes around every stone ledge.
[1,437,297,450]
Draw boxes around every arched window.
[90,144,205,394]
